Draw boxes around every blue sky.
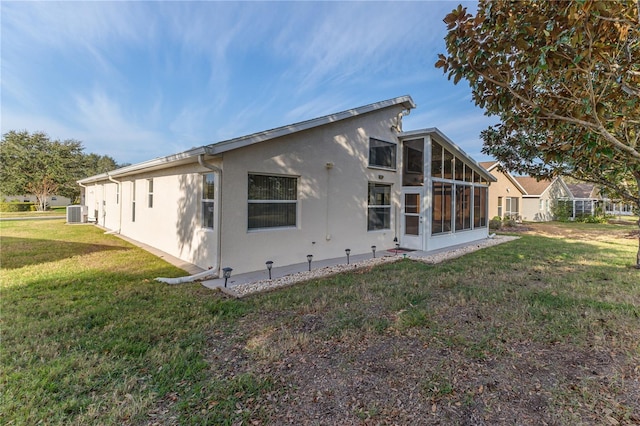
[1,1,497,166]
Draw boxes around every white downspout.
[198,154,223,276]
[107,174,122,234]
[78,182,87,203]
[156,153,224,284]
[78,182,87,222]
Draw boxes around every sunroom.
[398,129,495,252]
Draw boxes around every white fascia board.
[401,127,497,183]
[483,161,499,171]
[556,177,573,198]
[502,170,528,195]
[77,95,416,184]
[482,161,528,194]
[206,95,416,156]
[78,146,208,184]
[509,176,528,195]
[539,176,570,198]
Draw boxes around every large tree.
[436,0,640,267]
[0,131,119,210]
[83,153,119,177]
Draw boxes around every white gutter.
[78,146,208,185]
[400,128,497,183]
[107,174,122,234]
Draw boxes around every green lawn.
[1,219,638,424]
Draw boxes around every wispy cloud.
[1,1,492,164]
[270,2,450,94]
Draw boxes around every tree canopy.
[435,0,639,207]
[0,130,119,208]
[436,0,639,267]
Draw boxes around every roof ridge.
[206,95,416,155]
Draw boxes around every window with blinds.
[248,174,297,230]
[202,173,215,229]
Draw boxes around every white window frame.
[202,173,215,229]
[368,137,397,170]
[247,174,298,231]
[367,182,392,231]
[147,178,154,208]
[131,181,136,222]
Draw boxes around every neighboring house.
[514,176,572,221]
[78,96,496,276]
[478,161,526,220]
[564,183,600,218]
[604,199,635,216]
[3,194,73,207]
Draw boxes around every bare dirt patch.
[200,222,639,425]
[510,221,639,242]
[207,327,639,425]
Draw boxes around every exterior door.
[401,189,423,250]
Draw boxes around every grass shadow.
[0,236,128,269]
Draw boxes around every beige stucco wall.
[81,104,492,276]
[218,107,403,275]
[520,197,546,222]
[85,162,222,271]
[486,169,524,219]
[520,179,570,222]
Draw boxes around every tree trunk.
[636,215,640,269]
[635,174,640,269]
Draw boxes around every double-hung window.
[202,173,215,229]
[248,174,297,230]
[368,138,396,169]
[367,183,391,231]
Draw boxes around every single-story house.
[564,183,636,218]
[78,96,496,276]
[604,199,635,216]
[478,161,526,220]
[3,194,73,207]
[514,176,572,221]
[564,183,600,218]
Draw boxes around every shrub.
[551,200,572,222]
[489,216,502,230]
[575,214,608,224]
[503,217,517,227]
[0,202,35,212]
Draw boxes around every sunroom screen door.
[400,137,425,250]
[401,189,423,250]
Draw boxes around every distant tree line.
[0,130,124,210]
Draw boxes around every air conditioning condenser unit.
[66,205,88,224]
